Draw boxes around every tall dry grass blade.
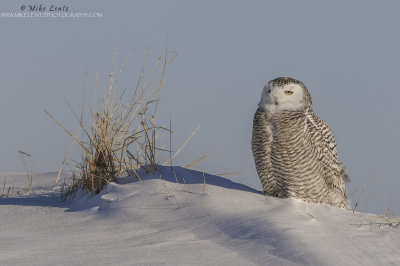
[215,171,242,177]
[54,127,81,188]
[202,172,206,195]
[119,48,136,77]
[18,150,33,193]
[162,126,200,166]
[81,71,88,123]
[7,185,13,197]
[64,98,96,148]
[109,39,118,92]
[184,154,208,169]
[349,176,374,197]
[351,176,374,213]
[44,109,89,153]
[169,101,173,165]
[55,74,88,188]
[150,38,168,116]
[2,177,6,195]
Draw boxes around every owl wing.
[306,113,350,191]
[252,108,276,196]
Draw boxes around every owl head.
[259,77,312,113]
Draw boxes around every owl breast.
[269,111,330,202]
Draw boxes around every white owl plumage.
[251,77,350,209]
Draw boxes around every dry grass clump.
[46,41,177,200]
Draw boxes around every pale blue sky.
[1,0,399,215]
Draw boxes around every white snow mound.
[1,166,399,265]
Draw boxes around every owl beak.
[271,95,278,105]
[268,88,278,105]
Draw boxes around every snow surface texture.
[1,166,399,265]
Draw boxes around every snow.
[1,166,399,265]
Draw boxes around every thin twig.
[162,126,200,166]
[203,172,206,195]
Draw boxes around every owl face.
[259,78,308,114]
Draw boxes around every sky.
[1,0,399,215]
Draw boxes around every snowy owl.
[251,77,350,209]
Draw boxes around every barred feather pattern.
[252,105,350,209]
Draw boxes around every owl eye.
[268,90,271,93]
[284,91,293,95]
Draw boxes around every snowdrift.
[1,166,399,265]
